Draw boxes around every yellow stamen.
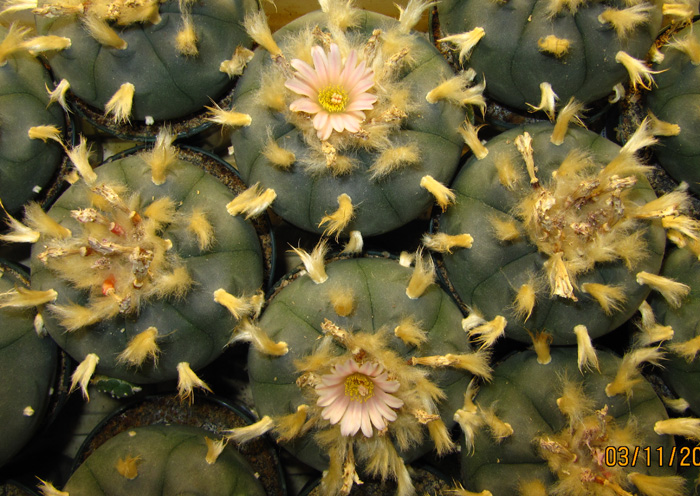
[318,85,349,113]
[344,373,374,402]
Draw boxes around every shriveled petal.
[340,400,363,436]
[285,78,318,99]
[311,45,330,86]
[360,406,373,437]
[323,395,350,425]
[290,97,322,114]
[327,43,342,82]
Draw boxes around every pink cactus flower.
[285,43,377,141]
[316,358,403,437]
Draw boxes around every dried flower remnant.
[316,358,403,437]
[285,43,377,140]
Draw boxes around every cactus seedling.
[4,132,265,397]
[229,0,479,236]
[39,424,266,496]
[227,251,489,496]
[435,119,696,345]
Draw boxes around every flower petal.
[317,385,344,407]
[340,49,358,83]
[366,398,387,432]
[313,112,332,140]
[327,43,342,82]
[285,78,318,99]
[290,58,320,89]
[323,395,350,425]
[338,113,362,133]
[289,98,322,114]
[311,45,330,86]
[340,400,363,436]
[360,405,374,437]
[345,96,376,112]
[373,396,398,422]
[375,387,404,409]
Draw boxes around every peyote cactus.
[647,245,700,414]
[39,424,266,495]
[458,346,683,495]
[25,0,258,127]
[225,250,489,496]
[435,0,663,117]
[434,119,698,345]
[0,262,58,468]
[229,0,479,237]
[646,20,700,195]
[2,133,265,398]
[0,23,66,217]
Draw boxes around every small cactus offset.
[459,347,680,496]
[7,134,265,397]
[436,0,663,115]
[229,0,478,236]
[646,20,700,195]
[230,250,488,496]
[24,0,259,123]
[0,263,58,468]
[0,23,66,216]
[39,424,266,495]
[434,119,697,345]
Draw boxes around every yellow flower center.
[344,373,374,402]
[318,85,348,113]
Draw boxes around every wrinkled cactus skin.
[231,10,465,236]
[36,0,259,121]
[436,0,662,111]
[0,25,65,216]
[646,21,700,194]
[249,256,473,470]
[30,153,263,384]
[461,348,674,495]
[438,123,666,345]
[0,264,58,468]
[63,424,266,496]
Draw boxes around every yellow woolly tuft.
[438,27,485,64]
[206,102,252,128]
[420,175,455,211]
[513,280,537,322]
[175,16,198,56]
[489,215,522,242]
[243,11,281,57]
[225,415,275,443]
[581,282,627,315]
[457,120,489,160]
[573,324,599,371]
[636,271,690,308]
[318,193,354,238]
[28,125,63,145]
[627,473,686,496]
[329,285,355,317]
[537,35,570,58]
[115,455,141,479]
[551,98,586,145]
[116,326,161,367]
[669,335,700,362]
[176,361,212,403]
[67,135,96,185]
[262,136,296,170]
[527,82,559,121]
[530,331,552,365]
[186,208,215,251]
[226,183,276,219]
[141,127,177,185]
[405,248,435,299]
[468,315,507,350]
[70,353,100,401]
[422,232,474,253]
[598,4,653,39]
[0,287,57,309]
[427,418,456,456]
[394,316,428,347]
[0,22,31,65]
[289,239,328,284]
[493,151,523,190]
[368,144,421,179]
[654,417,700,442]
[616,50,660,90]
[220,46,254,77]
[605,346,664,397]
[104,82,135,124]
[205,437,227,465]
[24,202,71,239]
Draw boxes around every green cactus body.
[0,25,65,216]
[230,6,468,236]
[646,21,700,195]
[436,0,662,112]
[35,0,258,122]
[649,246,700,413]
[460,348,675,495]
[438,123,666,345]
[29,147,263,385]
[0,264,58,468]
[247,255,480,494]
[59,424,266,496]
